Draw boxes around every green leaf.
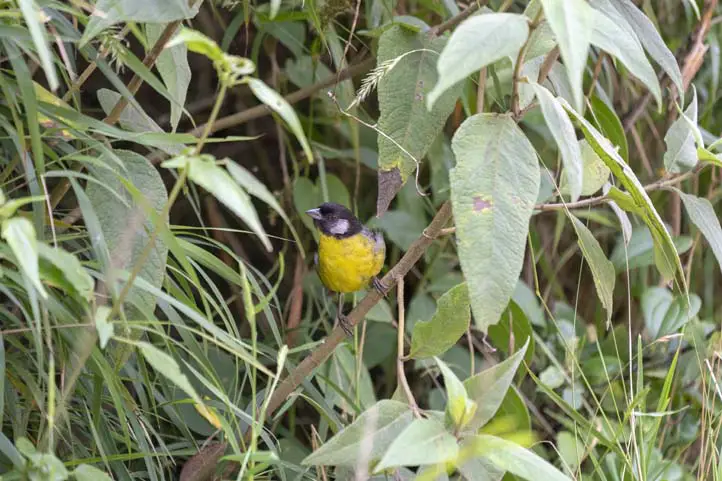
[302,400,413,466]
[539,366,565,390]
[557,431,585,471]
[1,217,46,298]
[450,114,539,332]
[371,210,426,251]
[409,283,470,359]
[94,306,114,350]
[73,464,113,481]
[676,190,722,275]
[148,24,190,132]
[540,0,594,111]
[245,78,313,163]
[463,339,529,431]
[608,0,683,95]
[374,418,458,472]
[97,89,184,155]
[37,244,94,301]
[427,13,529,110]
[167,27,224,62]
[18,0,58,91]
[589,8,661,107]
[560,98,688,296]
[531,84,583,202]
[664,89,699,173]
[488,301,535,365]
[589,95,629,162]
[641,287,701,339]
[86,150,169,314]
[162,154,272,251]
[138,341,202,404]
[560,140,610,196]
[436,357,477,430]
[464,434,572,481]
[376,25,462,215]
[609,225,692,272]
[568,215,615,324]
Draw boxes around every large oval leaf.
[409,282,470,359]
[376,25,462,215]
[450,114,540,333]
[374,418,458,472]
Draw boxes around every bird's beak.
[305,208,322,220]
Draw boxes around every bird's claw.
[338,314,353,336]
[372,277,388,296]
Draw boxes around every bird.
[305,202,386,335]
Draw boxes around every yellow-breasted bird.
[306,202,386,334]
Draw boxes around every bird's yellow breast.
[317,232,385,293]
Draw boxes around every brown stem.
[395,277,421,416]
[537,46,559,85]
[476,67,487,114]
[429,1,487,37]
[512,11,543,118]
[263,201,453,418]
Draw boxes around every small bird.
[305,202,386,334]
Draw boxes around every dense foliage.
[1,0,722,480]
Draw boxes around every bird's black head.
[305,202,363,238]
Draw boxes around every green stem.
[195,81,229,154]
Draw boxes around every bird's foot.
[372,277,388,296]
[337,314,353,336]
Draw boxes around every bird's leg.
[372,276,388,297]
[336,293,352,336]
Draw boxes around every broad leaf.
[590,8,661,107]
[74,464,113,481]
[409,283,470,359]
[532,84,583,202]
[664,90,699,173]
[465,434,572,481]
[450,114,539,332]
[148,24,190,132]
[94,306,114,350]
[539,366,565,390]
[642,287,701,340]
[138,341,202,404]
[676,190,722,274]
[464,339,529,431]
[86,150,169,315]
[302,400,413,466]
[560,140,610,196]
[162,154,272,251]
[374,418,458,471]
[540,0,594,110]
[427,13,529,110]
[37,244,94,301]
[376,25,461,215]
[2,217,46,298]
[436,358,477,430]
[609,225,692,272]
[245,78,313,163]
[560,98,688,297]
[568,215,615,324]
[608,0,684,95]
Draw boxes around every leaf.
[245,78,313,163]
[604,184,632,245]
[427,13,529,110]
[148,23,191,132]
[589,95,629,162]
[167,27,224,62]
[465,434,572,481]
[641,287,701,340]
[463,339,529,432]
[436,357,477,430]
[608,0,683,95]
[97,89,184,155]
[138,341,202,404]
[560,140,610,196]
[557,431,585,471]
[376,26,462,216]
[589,8,661,107]
[73,464,113,481]
[374,418,458,472]
[531,84,583,202]
[82,0,200,45]
[409,283,470,359]
[302,400,413,466]
[36,243,94,301]
[371,210,426,251]
[539,366,565,390]
[162,154,272,252]
[540,0,594,110]
[86,150,169,315]
[94,306,114,349]
[568,215,615,324]
[560,98,688,296]
[18,0,58,91]
[450,114,539,332]
[664,89,699,173]
[2,217,46,298]
[488,301,535,366]
[676,190,722,275]
[609,225,692,272]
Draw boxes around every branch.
[263,201,453,418]
[429,1,486,37]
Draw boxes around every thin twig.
[396,277,421,416]
[428,1,487,37]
